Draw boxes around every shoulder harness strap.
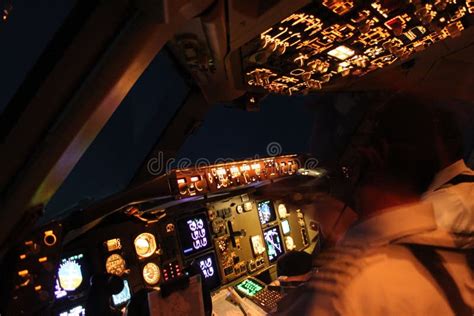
[404,244,472,316]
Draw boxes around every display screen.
[193,252,220,290]
[57,304,86,316]
[257,200,276,225]
[112,280,132,307]
[177,213,212,257]
[57,253,87,295]
[263,226,285,262]
[235,278,264,297]
[281,220,290,235]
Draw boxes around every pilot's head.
[354,93,439,215]
[432,106,464,168]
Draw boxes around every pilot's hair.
[368,93,440,194]
[433,106,464,162]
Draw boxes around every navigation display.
[112,280,132,307]
[257,200,276,225]
[235,278,264,297]
[177,213,212,257]
[263,226,285,262]
[193,252,220,291]
[57,253,87,296]
[57,304,86,316]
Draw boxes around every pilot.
[274,94,474,316]
[423,107,474,233]
[269,251,313,290]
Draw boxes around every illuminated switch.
[18,270,31,287]
[43,230,57,247]
[25,241,40,254]
[468,1,474,14]
[322,0,354,15]
[327,45,355,60]
[385,16,404,36]
[166,223,175,233]
[248,261,257,272]
[243,202,253,212]
[240,194,250,202]
[105,238,122,252]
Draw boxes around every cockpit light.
[105,238,122,252]
[327,45,355,60]
[240,164,251,171]
[251,163,261,170]
[230,166,240,177]
[216,168,227,176]
[134,233,157,258]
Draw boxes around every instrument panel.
[4,185,316,315]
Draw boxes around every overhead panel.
[241,0,474,96]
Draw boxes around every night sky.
[0,1,76,114]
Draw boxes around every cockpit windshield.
[45,50,190,219]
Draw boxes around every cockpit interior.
[0,1,473,315]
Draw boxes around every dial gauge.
[142,262,160,285]
[105,254,126,276]
[134,233,157,258]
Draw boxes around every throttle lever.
[227,221,246,247]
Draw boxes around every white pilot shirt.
[275,202,474,316]
[423,159,474,233]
